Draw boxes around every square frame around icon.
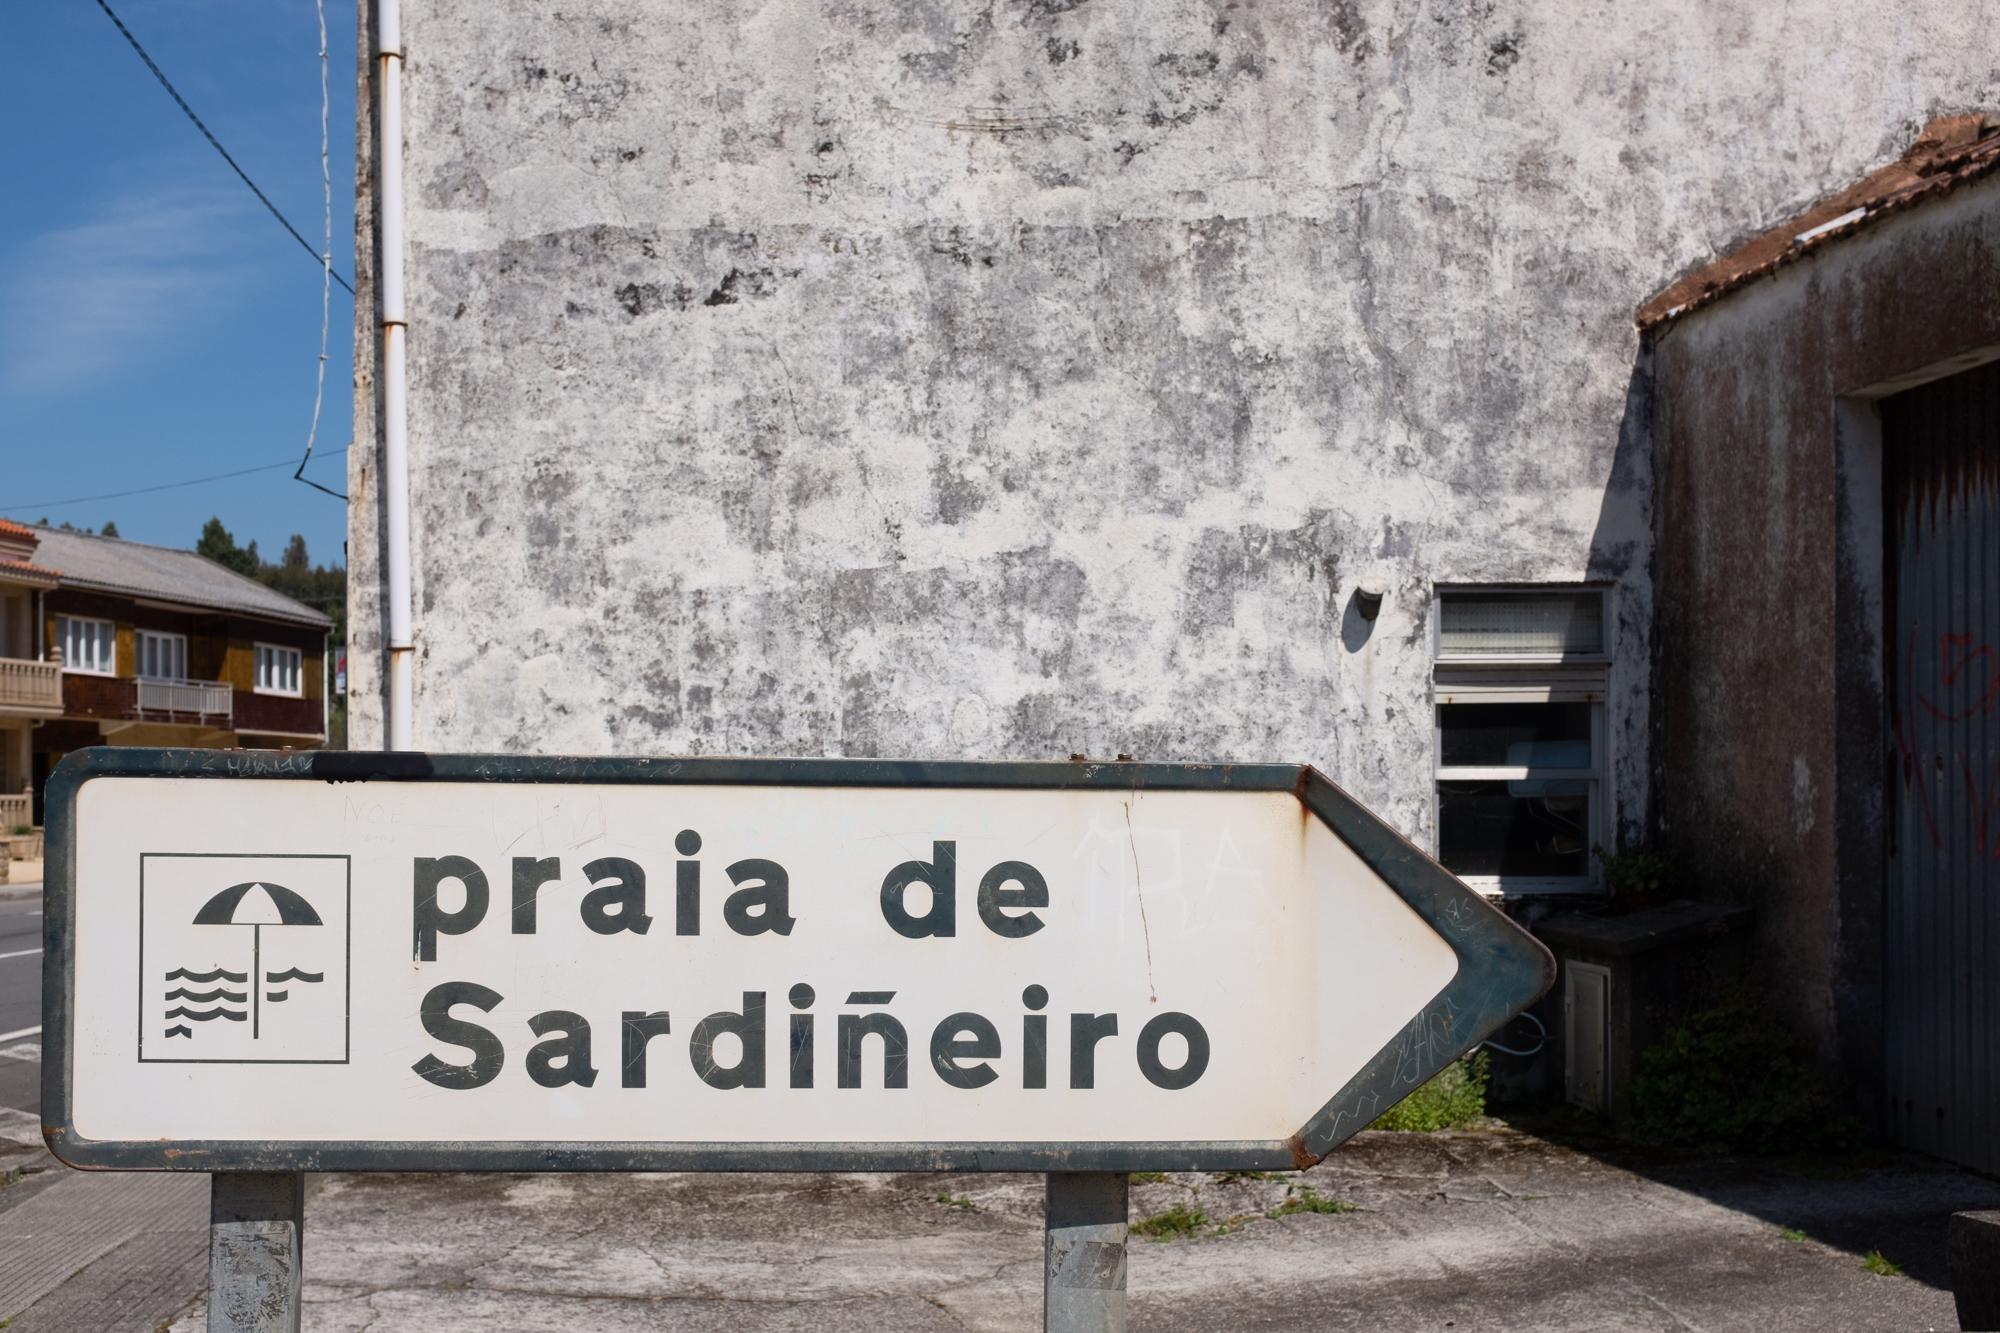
[136,852,352,1066]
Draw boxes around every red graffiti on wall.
[1918,634,2000,722]
[1900,628,2000,858]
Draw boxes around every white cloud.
[0,186,259,393]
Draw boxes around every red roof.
[1638,114,2000,330]
[0,519,38,542]
[0,558,60,586]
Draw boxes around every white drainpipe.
[377,0,413,750]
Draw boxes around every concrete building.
[347,5,1995,1111]
[1644,115,2000,1168]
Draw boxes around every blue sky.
[1,0,354,567]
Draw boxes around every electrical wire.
[293,0,346,502]
[88,0,355,296]
[0,447,350,515]
[1480,1010,1548,1058]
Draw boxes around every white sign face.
[48,758,1546,1170]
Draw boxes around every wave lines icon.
[162,963,252,1037]
[159,966,327,1038]
[165,966,247,983]
[262,969,322,1003]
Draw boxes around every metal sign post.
[1046,1173,1130,1332]
[207,1173,303,1333]
[41,749,1551,1331]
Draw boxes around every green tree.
[196,517,258,577]
[191,517,349,746]
[100,520,120,538]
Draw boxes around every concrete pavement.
[115,1124,1996,1332]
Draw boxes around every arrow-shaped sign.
[44,749,1551,1173]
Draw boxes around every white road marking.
[0,947,41,961]
[0,1043,37,1063]
[0,1106,40,1146]
[0,1025,40,1043]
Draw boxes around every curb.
[1953,1210,2000,1331]
[0,884,44,904]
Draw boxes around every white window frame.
[136,629,188,682]
[254,642,304,697]
[1432,586,1611,896]
[56,615,116,676]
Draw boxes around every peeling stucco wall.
[350,0,1994,855]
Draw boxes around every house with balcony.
[18,526,333,821]
[0,521,64,829]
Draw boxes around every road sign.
[42,748,1551,1173]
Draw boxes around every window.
[1433,589,1608,893]
[137,630,187,681]
[1437,589,1604,659]
[56,615,115,675]
[255,643,303,696]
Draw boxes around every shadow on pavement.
[1496,1107,2000,1293]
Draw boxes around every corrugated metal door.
[1884,359,2000,1172]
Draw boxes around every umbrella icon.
[194,881,322,1039]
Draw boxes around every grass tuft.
[1371,1053,1490,1132]
[1130,1204,1209,1241]
[1861,1250,1901,1277]
[934,1192,976,1211]
[1266,1185,1361,1219]
[1780,1227,1806,1243]
[1129,1171,1170,1184]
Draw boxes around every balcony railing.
[0,657,61,714]
[136,677,234,723]
[0,792,27,832]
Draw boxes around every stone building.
[347,3,1997,1122]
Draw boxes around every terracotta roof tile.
[1638,114,2000,330]
[0,519,37,542]
[0,558,60,586]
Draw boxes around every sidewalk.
[0,868,43,903]
[0,1145,208,1331]
[67,1122,1982,1331]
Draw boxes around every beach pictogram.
[137,854,351,1064]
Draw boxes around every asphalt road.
[1,893,43,1120]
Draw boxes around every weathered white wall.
[351,0,1995,850]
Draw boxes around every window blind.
[1438,592,1603,658]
